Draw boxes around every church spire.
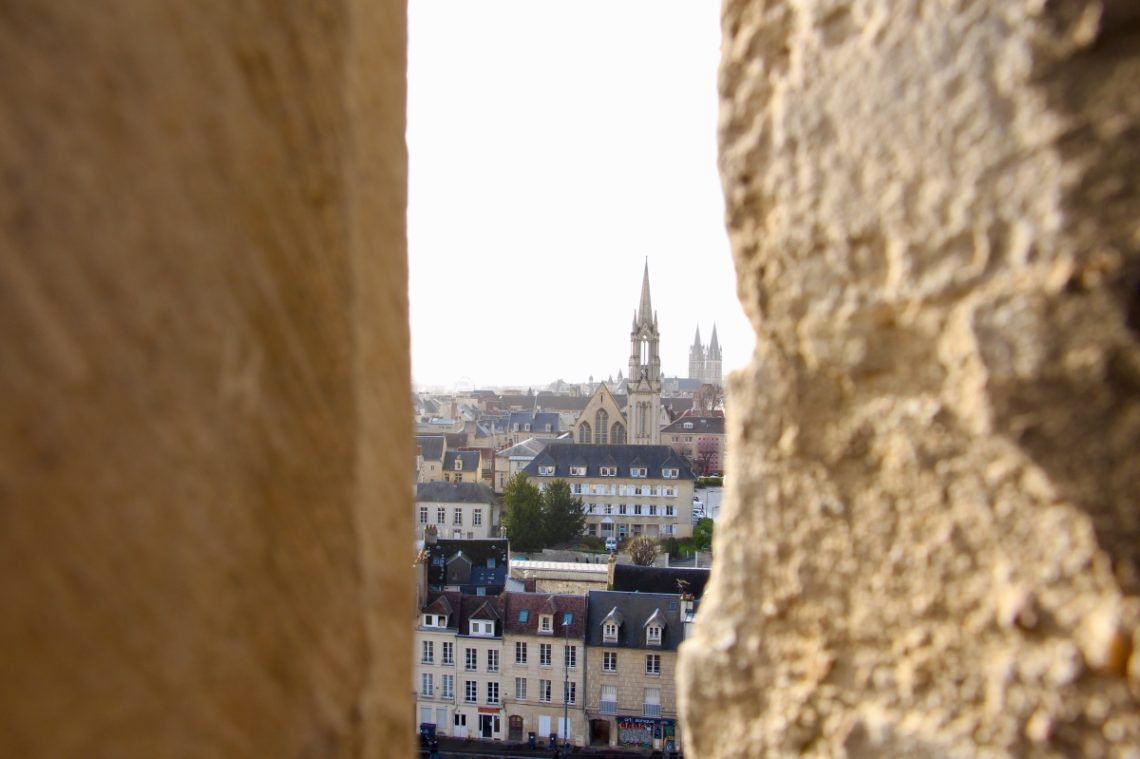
[638,258,652,326]
[709,323,720,353]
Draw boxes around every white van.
[605,536,618,553]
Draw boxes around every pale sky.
[407,1,753,390]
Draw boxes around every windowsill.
[646,672,661,677]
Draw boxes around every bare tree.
[626,535,660,566]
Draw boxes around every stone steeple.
[689,325,705,381]
[627,260,662,445]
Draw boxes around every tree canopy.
[693,517,714,552]
[626,535,660,566]
[501,472,544,552]
[541,479,587,546]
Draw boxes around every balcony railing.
[600,701,618,715]
[643,703,662,717]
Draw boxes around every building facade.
[416,482,498,540]
[523,443,696,540]
[584,590,686,751]
[501,593,588,746]
[660,415,726,476]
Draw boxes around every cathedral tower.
[706,323,723,387]
[689,325,705,382]
[628,260,662,445]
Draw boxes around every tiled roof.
[585,590,684,650]
[420,590,463,619]
[660,416,726,435]
[457,593,506,636]
[416,482,496,504]
[523,444,695,480]
[416,435,446,461]
[502,592,587,639]
[611,564,711,598]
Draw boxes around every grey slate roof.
[416,435,446,461]
[660,416,726,435]
[523,443,695,480]
[443,450,481,472]
[416,482,497,504]
[427,539,509,592]
[585,590,684,650]
[507,411,562,434]
[611,564,711,598]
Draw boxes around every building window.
[646,654,661,675]
[665,505,675,517]
[634,504,642,515]
[419,506,428,524]
[663,468,679,479]
[571,483,585,494]
[595,410,609,444]
[644,687,662,716]
[538,465,555,476]
[539,615,552,634]
[631,467,647,478]
[453,510,463,526]
[603,623,618,643]
[436,507,446,524]
[455,457,463,471]
[442,642,453,665]
[515,641,527,664]
[663,524,676,535]
[564,681,577,705]
[442,674,454,699]
[600,466,616,477]
[515,677,527,701]
[604,504,613,515]
[649,504,658,516]
[539,643,552,666]
[487,649,499,672]
[647,625,662,646]
[618,504,627,515]
[603,651,617,672]
[444,473,450,482]
[473,509,482,526]
[421,673,433,697]
[454,473,462,483]
[570,465,586,476]
[539,679,552,703]
[465,680,477,703]
[564,645,577,669]
[465,648,476,671]
[601,684,617,713]
[577,422,591,444]
[422,640,434,664]
[611,422,626,445]
[487,681,499,705]
[470,620,494,636]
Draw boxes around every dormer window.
[662,468,678,479]
[647,624,663,646]
[423,614,447,628]
[630,467,648,478]
[469,620,495,637]
[683,421,693,430]
[545,424,552,432]
[600,466,617,477]
[538,465,555,476]
[570,466,587,476]
[455,458,463,471]
[603,622,618,643]
[539,615,553,634]
[524,424,531,432]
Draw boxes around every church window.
[611,423,626,445]
[595,410,609,444]
[577,422,591,444]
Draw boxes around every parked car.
[605,536,618,553]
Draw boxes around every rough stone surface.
[0,2,410,757]
[680,1,1140,756]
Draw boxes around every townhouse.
[583,590,687,753]
[660,415,726,476]
[416,482,498,541]
[501,593,588,746]
[522,443,697,540]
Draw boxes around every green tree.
[541,479,586,546]
[693,517,714,552]
[502,473,544,552]
[627,535,660,566]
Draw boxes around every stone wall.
[0,2,410,757]
[680,1,1140,756]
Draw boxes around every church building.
[688,324,723,387]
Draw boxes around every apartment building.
[584,590,686,752]
[501,593,587,746]
[416,482,498,540]
[522,443,696,539]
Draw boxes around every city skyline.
[406,1,753,389]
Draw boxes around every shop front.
[616,716,677,751]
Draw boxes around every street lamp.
[562,613,570,754]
